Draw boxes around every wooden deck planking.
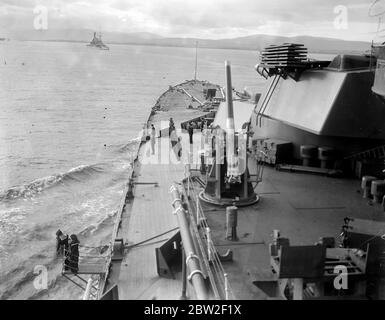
[117,135,190,300]
[103,80,220,300]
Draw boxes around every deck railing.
[182,177,236,300]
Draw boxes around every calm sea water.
[0,41,267,299]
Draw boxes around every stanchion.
[180,244,187,300]
[83,278,93,300]
[206,227,212,261]
[224,273,229,300]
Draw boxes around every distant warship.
[87,32,109,50]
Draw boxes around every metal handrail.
[83,279,94,300]
[254,150,267,184]
[181,184,221,299]
[183,177,236,300]
[170,184,209,300]
[195,198,236,300]
[343,144,385,161]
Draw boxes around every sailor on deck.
[64,234,80,274]
[175,136,182,160]
[56,229,69,258]
[187,122,194,145]
[150,124,156,154]
[170,125,178,147]
[169,118,175,135]
[202,121,209,144]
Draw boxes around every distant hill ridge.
[9,28,373,54]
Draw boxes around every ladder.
[256,74,280,127]
[180,87,204,105]
[344,145,385,161]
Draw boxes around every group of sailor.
[169,118,182,160]
[186,119,209,145]
[144,117,214,162]
[56,230,80,274]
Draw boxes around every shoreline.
[13,39,357,55]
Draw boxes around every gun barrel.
[225,60,235,130]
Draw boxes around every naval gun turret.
[199,61,259,207]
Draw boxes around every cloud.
[0,0,380,41]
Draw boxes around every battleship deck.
[108,131,385,299]
[103,80,385,300]
[115,135,186,299]
[104,80,217,299]
[184,137,385,300]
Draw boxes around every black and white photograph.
[0,0,385,307]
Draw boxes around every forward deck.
[115,139,184,299]
[105,81,215,299]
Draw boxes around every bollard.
[199,151,206,174]
[300,145,318,167]
[371,180,385,203]
[270,229,281,257]
[270,229,290,258]
[318,146,335,169]
[226,205,238,241]
[361,176,377,199]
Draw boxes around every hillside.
[8,28,373,54]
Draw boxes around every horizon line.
[3,27,379,44]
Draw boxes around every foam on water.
[0,164,106,201]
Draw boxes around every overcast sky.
[0,0,384,41]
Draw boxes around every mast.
[194,41,198,81]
